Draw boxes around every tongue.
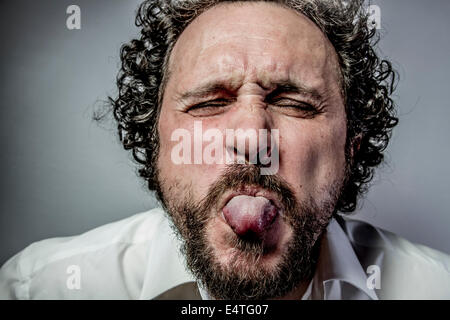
[222,195,278,238]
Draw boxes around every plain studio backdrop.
[0,0,449,265]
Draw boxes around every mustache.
[199,164,298,218]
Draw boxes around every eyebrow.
[266,80,324,103]
[176,79,325,104]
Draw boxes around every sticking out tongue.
[222,195,278,238]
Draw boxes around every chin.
[204,214,294,274]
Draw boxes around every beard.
[156,164,342,300]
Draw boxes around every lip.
[217,185,284,216]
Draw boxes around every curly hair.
[109,0,398,213]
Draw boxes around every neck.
[272,278,312,300]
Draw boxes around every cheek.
[278,120,347,193]
[157,110,176,170]
[315,125,347,183]
[157,110,226,199]
[157,108,190,188]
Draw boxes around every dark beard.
[156,164,339,300]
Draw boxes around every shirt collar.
[140,209,378,300]
[139,210,195,300]
[308,217,378,300]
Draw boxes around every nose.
[225,98,274,166]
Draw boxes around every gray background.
[0,0,449,265]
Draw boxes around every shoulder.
[0,207,171,299]
[336,215,450,299]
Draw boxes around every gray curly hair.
[108,0,398,213]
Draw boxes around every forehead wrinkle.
[192,48,293,88]
[197,34,279,59]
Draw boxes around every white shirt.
[1,207,449,299]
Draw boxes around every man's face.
[156,3,348,299]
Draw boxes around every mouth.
[218,185,284,244]
[218,185,284,214]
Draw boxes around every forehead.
[167,2,341,95]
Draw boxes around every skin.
[157,2,348,299]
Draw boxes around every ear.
[350,133,362,159]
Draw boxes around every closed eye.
[186,99,232,117]
[269,98,323,118]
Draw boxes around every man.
[1,0,449,300]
